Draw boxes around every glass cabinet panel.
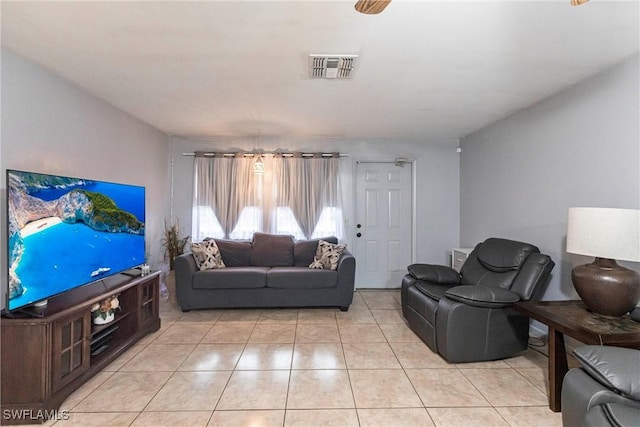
[139,278,158,325]
[52,312,90,392]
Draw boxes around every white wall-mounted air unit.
[309,54,358,79]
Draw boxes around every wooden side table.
[513,300,640,412]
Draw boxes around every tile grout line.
[337,309,361,426]
[134,315,221,425]
[56,290,561,426]
[282,312,300,426]
[212,314,260,415]
[379,303,438,426]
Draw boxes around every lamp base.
[572,258,640,318]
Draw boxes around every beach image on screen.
[7,170,145,311]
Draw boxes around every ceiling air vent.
[309,54,358,79]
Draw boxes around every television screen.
[6,169,145,312]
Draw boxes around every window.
[192,206,262,241]
[274,207,305,240]
[311,207,342,239]
[192,155,343,242]
[273,207,342,240]
[193,206,224,241]
[228,207,261,240]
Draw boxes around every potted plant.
[162,218,190,270]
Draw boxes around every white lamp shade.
[567,207,640,262]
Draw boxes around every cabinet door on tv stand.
[137,275,160,331]
[51,311,91,393]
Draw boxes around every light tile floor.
[49,289,563,427]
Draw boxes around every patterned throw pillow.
[191,240,226,270]
[309,240,346,270]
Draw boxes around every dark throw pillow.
[213,239,252,267]
[250,233,295,266]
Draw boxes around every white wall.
[460,54,640,303]
[170,135,461,286]
[0,48,170,309]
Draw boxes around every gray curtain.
[193,154,256,239]
[274,154,339,239]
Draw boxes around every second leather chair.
[401,238,554,363]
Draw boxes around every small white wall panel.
[388,189,401,228]
[365,189,378,227]
[388,240,400,271]
[365,241,379,272]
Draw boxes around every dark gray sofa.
[175,233,356,312]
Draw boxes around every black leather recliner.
[562,346,640,427]
[401,238,554,363]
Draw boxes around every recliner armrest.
[591,403,640,427]
[574,345,640,401]
[445,285,520,308]
[407,264,460,285]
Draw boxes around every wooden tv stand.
[1,271,161,425]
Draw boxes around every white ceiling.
[2,1,638,140]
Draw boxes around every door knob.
[356,232,362,238]
[356,224,362,228]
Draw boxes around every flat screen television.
[6,169,145,312]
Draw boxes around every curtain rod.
[182,152,349,158]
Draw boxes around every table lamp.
[566,207,640,317]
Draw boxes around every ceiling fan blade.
[354,0,391,15]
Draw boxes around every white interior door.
[354,161,413,289]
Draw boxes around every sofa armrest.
[445,285,520,308]
[407,264,460,285]
[175,253,197,286]
[574,346,640,400]
[335,250,356,308]
[336,249,353,268]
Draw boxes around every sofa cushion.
[250,233,295,267]
[310,240,346,270]
[294,237,338,266]
[267,267,337,289]
[192,267,269,289]
[460,256,519,289]
[475,238,538,272]
[213,239,252,267]
[190,240,225,270]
